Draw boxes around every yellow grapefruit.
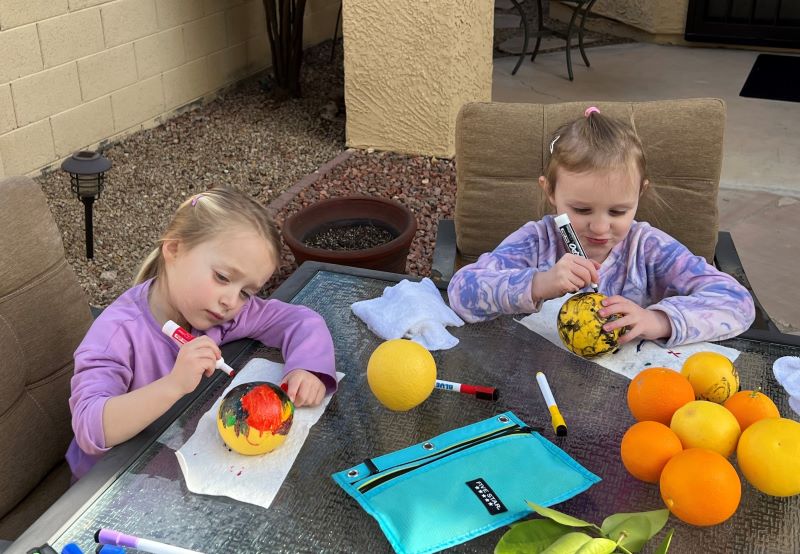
[681,352,739,403]
[367,339,436,411]
[737,417,800,496]
[670,400,741,457]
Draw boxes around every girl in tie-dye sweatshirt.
[447,108,755,347]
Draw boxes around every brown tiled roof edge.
[267,148,356,217]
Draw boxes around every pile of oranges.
[620,352,800,527]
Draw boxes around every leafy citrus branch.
[494,502,674,553]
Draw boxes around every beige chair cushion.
[0,176,93,540]
[455,99,725,264]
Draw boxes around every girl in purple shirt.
[448,107,755,347]
[68,188,336,478]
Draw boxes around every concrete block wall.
[0,0,340,177]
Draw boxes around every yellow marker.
[536,372,567,436]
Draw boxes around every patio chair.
[0,176,93,543]
[431,98,779,339]
[507,0,598,80]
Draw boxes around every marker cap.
[549,405,568,436]
[554,213,571,227]
[162,320,180,336]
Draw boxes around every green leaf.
[601,509,669,538]
[540,532,593,554]
[527,501,600,531]
[600,509,670,552]
[575,538,618,554]
[494,519,572,554]
[653,529,675,554]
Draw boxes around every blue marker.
[97,546,126,553]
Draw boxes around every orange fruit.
[723,390,780,431]
[670,400,741,457]
[620,421,683,483]
[659,448,741,526]
[681,352,739,403]
[627,367,695,425]
[737,417,800,496]
[367,339,437,411]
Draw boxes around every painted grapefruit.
[557,292,622,358]
[217,381,294,455]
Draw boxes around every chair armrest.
[714,230,778,334]
[431,219,457,286]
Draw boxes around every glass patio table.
[12,262,800,553]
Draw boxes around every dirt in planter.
[303,223,395,251]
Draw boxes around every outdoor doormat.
[740,54,800,103]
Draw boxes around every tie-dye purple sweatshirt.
[447,215,755,346]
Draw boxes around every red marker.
[434,379,499,401]
[162,320,235,377]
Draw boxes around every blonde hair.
[543,110,647,197]
[134,188,281,285]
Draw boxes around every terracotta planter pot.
[282,196,417,273]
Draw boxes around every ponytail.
[134,246,163,285]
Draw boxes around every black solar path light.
[61,150,111,259]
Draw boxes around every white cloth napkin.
[773,356,800,416]
[517,293,741,380]
[351,277,464,350]
[175,358,344,509]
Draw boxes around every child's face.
[162,227,277,330]
[541,167,643,263]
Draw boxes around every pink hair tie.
[584,106,600,118]
[191,194,204,206]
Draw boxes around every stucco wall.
[594,0,688,34]
[554,0,689,41]
[343,0,493,158]
[0,0,339,178]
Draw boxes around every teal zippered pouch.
[331,411,601,554]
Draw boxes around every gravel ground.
[36,41,456,307]
[38,15,622,309]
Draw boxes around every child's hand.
[532,254,601,301]
[166,337,219,395]
[281,369,326,407]
[599,296,672,345]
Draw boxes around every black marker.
[554,213,599,293]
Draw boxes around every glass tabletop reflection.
[49,265,800,553]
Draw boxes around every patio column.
[342,0,493,158]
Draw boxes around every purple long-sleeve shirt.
[67,278,336,478]
[448,215,755,347]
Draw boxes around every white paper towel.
[517,293,740,380]
[773,356,800,416]
[176,358,344,509]
[351,277,464,350]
